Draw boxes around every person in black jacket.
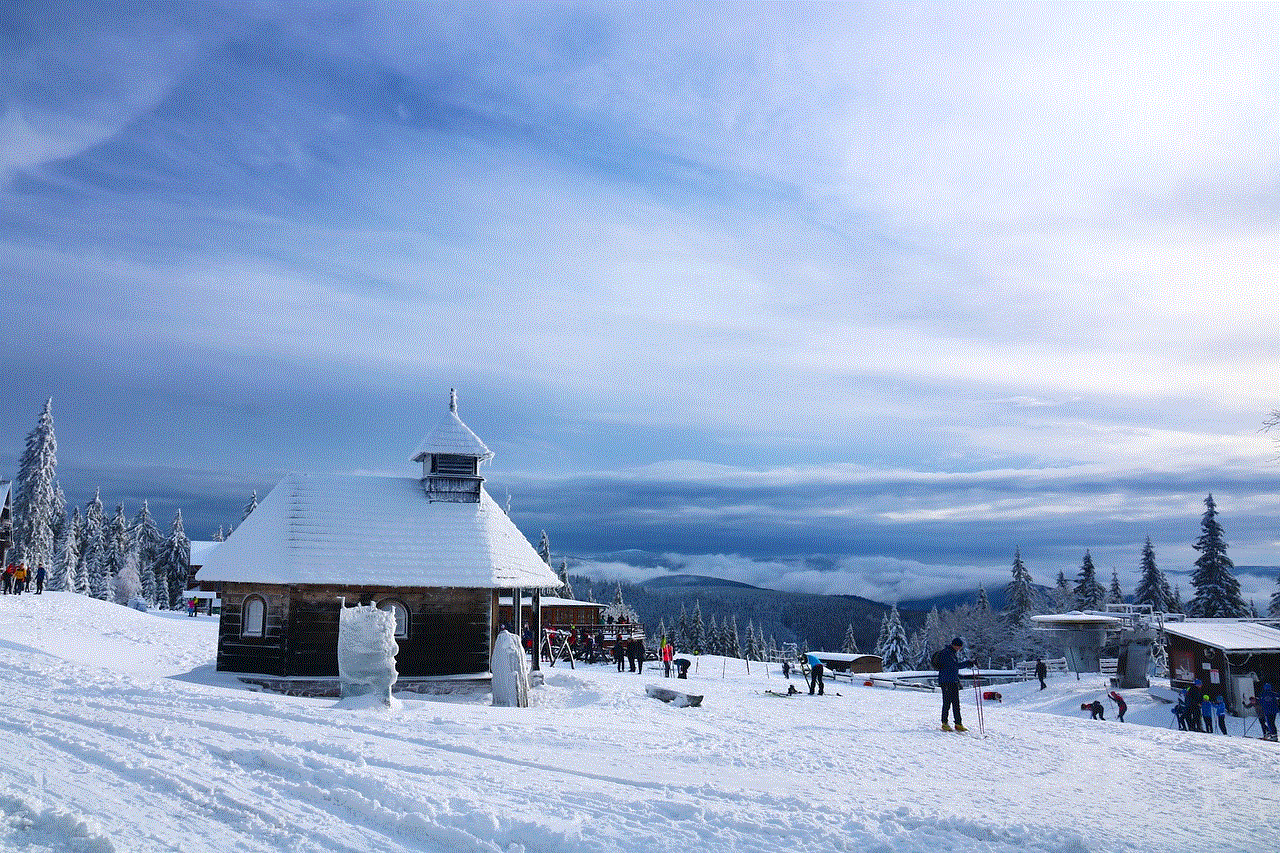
[1035,658,1047,690]
[935,638,976,731]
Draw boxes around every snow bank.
[0,593,1275,853]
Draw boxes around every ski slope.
[0,593,1273,853]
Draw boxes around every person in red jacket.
[1108,690,1127,722]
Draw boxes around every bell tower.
[410,389,493,502]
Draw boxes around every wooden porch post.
[490,588,501,667]
[531,587,542,672]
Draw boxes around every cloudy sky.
[1,2,1276,604]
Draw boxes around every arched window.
[378,599,409,638]
[242,595,266,638]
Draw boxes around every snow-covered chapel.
[196,391,560,694]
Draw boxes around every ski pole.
[972,668,985,735]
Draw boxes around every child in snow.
[1108,690,1127,722]
[1172,700,1188,731]
[1200,695,1215,733]
[1088,700,1105,720]
[1213,695,1229,735]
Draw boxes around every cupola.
[410,389,493,502]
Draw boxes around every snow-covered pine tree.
[655,618,668,646]
[923,606,943,657]
[1133,537,1170,611]
[537,531,550,564]
[157,510,190,610]
[1074,551,1106,611]
[49,507,77,592]
[114,545,142,605]
[705,613,721,656]
[741,620,756,661]
[103,504,130,591]
[82,491,110,601]
[842,622,859,654]
[676,604,689,652]
[689,600,705,654]
[879,605,910,672]
[730,614,742,659]
[1188,494,1247,618]
[130,502,163,606]
[1003,550,1038,624]
[1271,575,1280,617]
[1170,584,1184,614]
[212,527,225,542]
[558,560,574,600]
[1107,569,1124,605]
[240,490,258,525]
[907,628,927,669]
[1050,570,1073,613]
[874,611,890,657]
[10,398,60,571]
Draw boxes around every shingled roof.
[195,472,559,589]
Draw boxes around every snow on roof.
[499,595,606,608]
[1031,613,1123,627]
[409,390,492,463]
[188,540,220,565]
[195,473,559,589]
[1162,621,1280,652]
[811,652,882,662]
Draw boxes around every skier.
[935,638,976,731]
[1035,658,1047,690]
[1088,700,1105,720]
[661,638,673,677]
[34,565,45,595]
[1172,699,1188,731]
[1108,690,1127,722]
[1,564,11,594]
[1213,695,1228,735]
[806,652,825,695]
[1199,694,1215,734]
[1183,680,1203,731]
[782,660,791,679]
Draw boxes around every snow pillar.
[337,603,399,706]
[491,629,530,707]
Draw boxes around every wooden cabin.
[1164,621,1280,715]
[195,391,560,695]
[499,595,607,634]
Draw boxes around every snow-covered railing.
[1014,658,1068,678]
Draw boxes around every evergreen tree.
[240,491,258,525]
[156,510,191,609]
[82,491,110,601]
[1003,549,1038,624]
[49,507,77,592]
[676,604,689,652]
[1270,575,1280,617]
[130,502,163,606]
[729,614,742,659]
[1107,569,1125,606]
[842,622,860,654]
[10,398,60,570]
[1188,494,1247,618]
[1169,584,1184,615]
[1074,551,1106,611]
[923,606,944,656]
[705,613,721,655]
[103,504,130,590]
[1051,570,1074,613]
[744,619,763,660]
[689,600,705,653]
[908,628,927,669]
[558,560,574,600]
[537,531,551,564]
[874,611,890,656]
[878,605,910,672]
[1133,537,1170,611]
[212,527,225,542]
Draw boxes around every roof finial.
[450,388,457,413]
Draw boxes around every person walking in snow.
[1,564,11,595]
[1172,699,1188,731]
[13,564,25,595]
[806,652,825,695]
[1035,658,1047,690]
[613,639,625,672]
[1088,700,1105,720]
[1259,684,1278,741]
[782,659,791,680]
[662,638,673,678]
[935,638,975,731]
[1108,690,1127,722]
[1199,694,1215,734]
[1213,695,1228,735]
[1183,680,1203,731]
[34,565,45,595]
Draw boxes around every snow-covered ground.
[0,593,1274,853]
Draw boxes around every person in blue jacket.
[1213,695,1229,735]
[806,653,825,695]
[1183,680,1203,731]
[935,637,976,732]
[1199,694,1215,734]
[1172,699,1188,730]
[1259,683,1278,741]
